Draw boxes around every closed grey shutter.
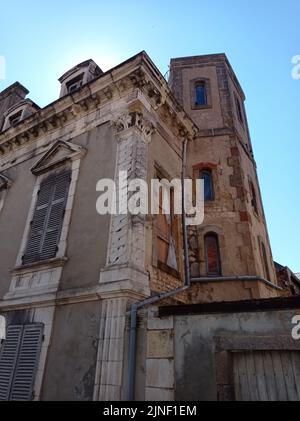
[0,324,44,401]
[10,324,44,401]
[23,170,71,265]
[0,326,23,401]
[40,171,71,260]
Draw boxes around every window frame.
[190,78,212,110]
[200,168,215,202]
[22,169,71,266]
[235,95,244,125]
[154,168,180,277]
[204,232,222,276]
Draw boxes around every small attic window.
[67,74,84,94]
[9,111,22,128]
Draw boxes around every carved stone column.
[99,111,155,297]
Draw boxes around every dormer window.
[59,60,103,98]
[67,74,84,94]
[9,111,22,128]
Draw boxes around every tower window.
[200,169,214,202]
[250,181,259,214]
[195,82,207,107]
[235,96,244,124]
[67,74,84,94]
[260,241,271,280]
[205,233,222,276]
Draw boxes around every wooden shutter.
[0,324,44,401]
[40,171,71,261]
[0,326,23,401]
[10,324,44,401]
[23,170,71,265]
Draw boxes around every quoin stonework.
[0,52,299,401]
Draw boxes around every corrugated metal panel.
[0,326,23,401]
[234,351,300,401]
[0,324,44,401]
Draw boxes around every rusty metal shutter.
[23,170,71,265]
[0,325,23,401]
[0,324,44,401]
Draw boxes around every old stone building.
[0,52,298,401]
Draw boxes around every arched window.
[200,169,214,202]
[205,233,222,276]
[195,82,207,107]
[260,241,271,280]
[250,181,258,214]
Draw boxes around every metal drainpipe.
[191,276,283,291]
[127,137,191,401]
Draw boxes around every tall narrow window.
[200,169,214,202]
[260,241,271,280]
[204,233,222,276]
[156,183,178,273]
[195,82,207,107]
[22,170,71,265]
[250,181,258,214]
[235,96,244,124]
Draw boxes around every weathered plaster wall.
[59,123,116,290]
[41,301,100,401]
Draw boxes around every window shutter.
[10,324,44,401]
[0,326,23,401]
[0,324,44,401]
[23,170,71,265]
[40,171,71,261]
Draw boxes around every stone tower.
[170,54,277,300]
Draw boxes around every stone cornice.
[0,53,198,158]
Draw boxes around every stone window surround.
[190,77,212,110]
[6,150,83,299]
[193,162,218,204]
[0,173,12,215]
[2,104,31,132]
[197,225,225,278]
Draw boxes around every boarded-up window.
[0,324,44,401]
[156,185,179,272]
[205,232,222,276]
[23,170,71,265]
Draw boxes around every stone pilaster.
[95,111,155,401]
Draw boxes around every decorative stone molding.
[0,173,12,190]
[113,112,155,144]
[0,55,197,162]
[31,139,86,175]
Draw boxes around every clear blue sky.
[0,1,299,272]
